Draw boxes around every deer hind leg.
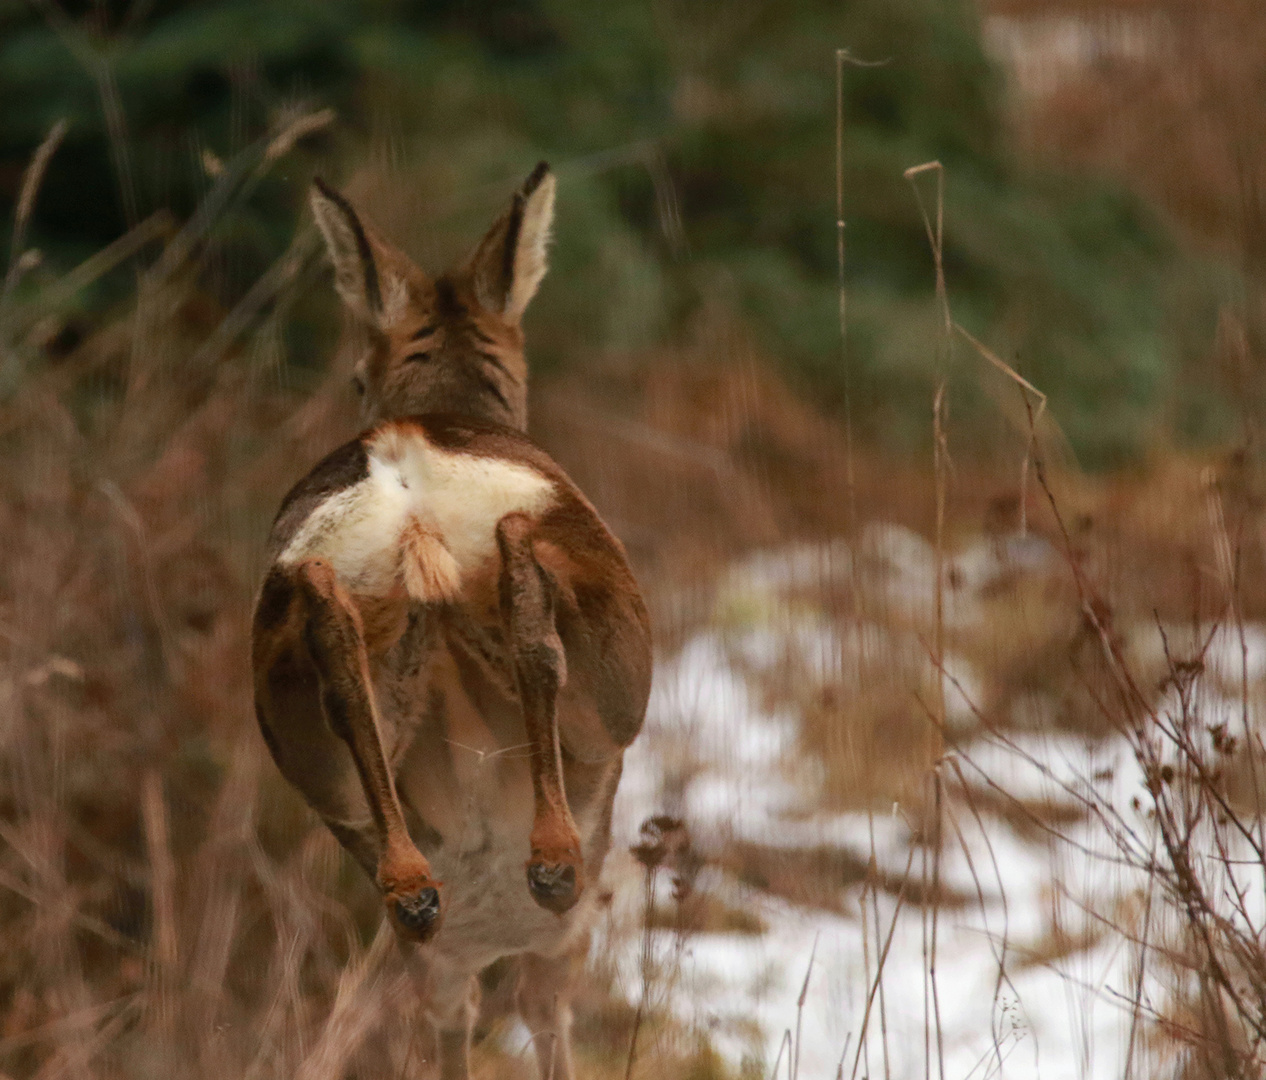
[495,513,583,914]
[516,948,582,1080]
[261,557,442,941]
[254,618,378,880]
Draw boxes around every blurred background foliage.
[0,0,1241,465]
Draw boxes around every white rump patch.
[278,426,556,598]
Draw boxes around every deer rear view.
[252,164,652,1080]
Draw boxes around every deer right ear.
[467,162,556,324]
[310,177,385,325]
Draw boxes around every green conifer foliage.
[0,0,1233,462]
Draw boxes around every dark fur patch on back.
[275,437,369,519]
[268,438,370,559]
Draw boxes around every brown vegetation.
[3,29,1266,1068]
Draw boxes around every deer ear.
[467,162,556,323]
[310,177,384,324]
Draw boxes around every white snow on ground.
[602,526,1266,1079]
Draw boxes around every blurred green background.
[0,0,1240,464]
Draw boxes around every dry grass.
[986,0,1259,244]
[2,38,1266,1079]
[1026,469,1266,1076]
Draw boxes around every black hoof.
[394,887,441,937]
[527,863,579,912]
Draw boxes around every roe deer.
[252,163,651,1080]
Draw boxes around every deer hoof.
[526,862,581,914]
[391,887,442,941]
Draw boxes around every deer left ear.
[310,177,384,323]
[468,162,556,323]
[310,177,422,330]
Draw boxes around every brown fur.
[253,165,650,1080]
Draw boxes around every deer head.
[310,162,556,431]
